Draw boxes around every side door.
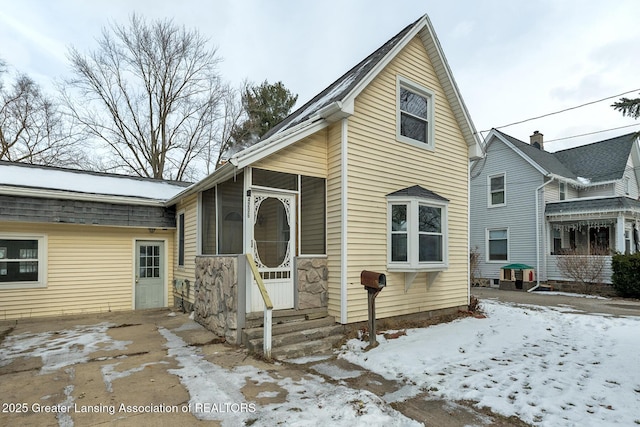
[135,240,165,309]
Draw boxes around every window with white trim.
[388,198,448,271]
[0,235,46,288]
[396,76,434,149]
[625,177,630,195]
[487,229,508,261]
[488,173,505,207]
[178,212,185,267]
[559,182,566,200]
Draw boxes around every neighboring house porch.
[544,196,640,285]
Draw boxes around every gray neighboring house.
[470,129,640,289]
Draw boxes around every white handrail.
[245,253,273,359]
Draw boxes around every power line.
[544,123,640,144]
[477,88,640,134]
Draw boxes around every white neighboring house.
[470,129,640,290]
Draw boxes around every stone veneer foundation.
[296,257,328,310]
[192,256,240,344]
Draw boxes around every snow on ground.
[158,327,420,427]
[533,291,609,300]
[3,300,639,426]
[340,300,640,426]
[0,323,130,374]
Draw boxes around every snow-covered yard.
[2,298,639,426]
[341,299,640,426]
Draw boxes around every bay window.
[388,189,448,271]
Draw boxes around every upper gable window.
[396,76,434,150]
[488,173,505,207]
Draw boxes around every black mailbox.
[361,270,386,291]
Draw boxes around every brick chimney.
[530,130,544,150]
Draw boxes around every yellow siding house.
[168,13,482,332]
[0,162,188,319]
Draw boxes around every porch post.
[616,214,625,253]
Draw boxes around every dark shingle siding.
[0,195,177,228]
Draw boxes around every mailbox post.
[360,270,386,347]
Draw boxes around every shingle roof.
[553,133,636,183]
[493,130,577,178]
[259,17,420,142]
[493,130,637,183]
[386,185,449,202]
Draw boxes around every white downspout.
[616,213,625,253]
[340,118,348,324]
[531,176,555,292]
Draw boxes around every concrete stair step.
[245,307,328,329]
[243,316,337,341]
[247,324,344,351]
[270,334,345,360]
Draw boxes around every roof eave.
[0,185,168,206]
[230,118,330,170]
[165,162,237,206]
[488,130,550,176]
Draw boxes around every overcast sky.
[1,0,640,151]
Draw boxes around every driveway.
[5,290,633,426]
[471,287,640,317]
[0,308,530,426]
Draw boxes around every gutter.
[531,176,556,292]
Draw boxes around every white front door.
[135,241,165,309]
[250,191,295,311]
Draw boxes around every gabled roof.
[0,160,190,205]
[485,129,577,178]
[259,17,419,141]
[553,133,636,183]
[228,13,482,170]
[484,129,637,185]
[168,14,482,205]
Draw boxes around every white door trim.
[132,238,168,309]
[247,190,296,312]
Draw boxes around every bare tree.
[555,246,608,294]
[0,60,85,167]
[470,246,481,287]
[63,14,226,180]
[207,84,245,173]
